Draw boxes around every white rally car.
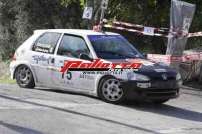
[10,29,182,104]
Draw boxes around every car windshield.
[88,35,143,59]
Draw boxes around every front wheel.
[15,65,35,88]
[98,76,126,104]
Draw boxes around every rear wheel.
[15,65,35,88]
[98,76,126,104]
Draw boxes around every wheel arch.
[13,63,37,84]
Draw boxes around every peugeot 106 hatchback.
[10,29,182,104]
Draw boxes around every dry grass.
[0,61,15,84]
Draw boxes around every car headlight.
[127,72,150,81]
[176,73,181,80]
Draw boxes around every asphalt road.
[0,84,201,134]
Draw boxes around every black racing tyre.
[15,65,35,88]
[98,76,127,104]
[152,99,169,104]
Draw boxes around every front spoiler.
[120,80,180,101]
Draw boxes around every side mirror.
[79,53,93,61]
[142,53,147,59]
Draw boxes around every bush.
[0,0,82,60]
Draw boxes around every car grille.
[138,80,179,99]
[151,75,176,81]
[138,87,179,99]
[151,80,178,89]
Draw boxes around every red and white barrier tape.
[104,24,170,37]
[188,32,202,37]
[94,21,202,64]
[101,21,201,38]
[112,21,169,33]
[147,53,202,64]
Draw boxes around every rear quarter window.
[32,32,61,54]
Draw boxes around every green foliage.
[80,0,85,7]
[61,0,78,7]
[0,0,202,59]
[106,0,170,53]
[0,0,82,60]
[106,0,202,53]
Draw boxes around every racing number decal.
[62,71,72,80]
[66,71,72,80]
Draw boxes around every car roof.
[34,29,120,36]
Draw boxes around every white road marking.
[157,128,185,133]
[157,127,202,134]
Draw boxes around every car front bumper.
[120,80,181,101]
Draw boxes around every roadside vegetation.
[0,0,202,86]
[0,60,15,84]
[1,0,202,61]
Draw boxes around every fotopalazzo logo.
[60,59,142,73]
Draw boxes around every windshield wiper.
[97,51,136,58]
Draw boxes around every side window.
[57,35,90,58]
[33,32,61,54]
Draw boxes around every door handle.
[51,58,55,63]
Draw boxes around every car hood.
[105,58,177,80]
